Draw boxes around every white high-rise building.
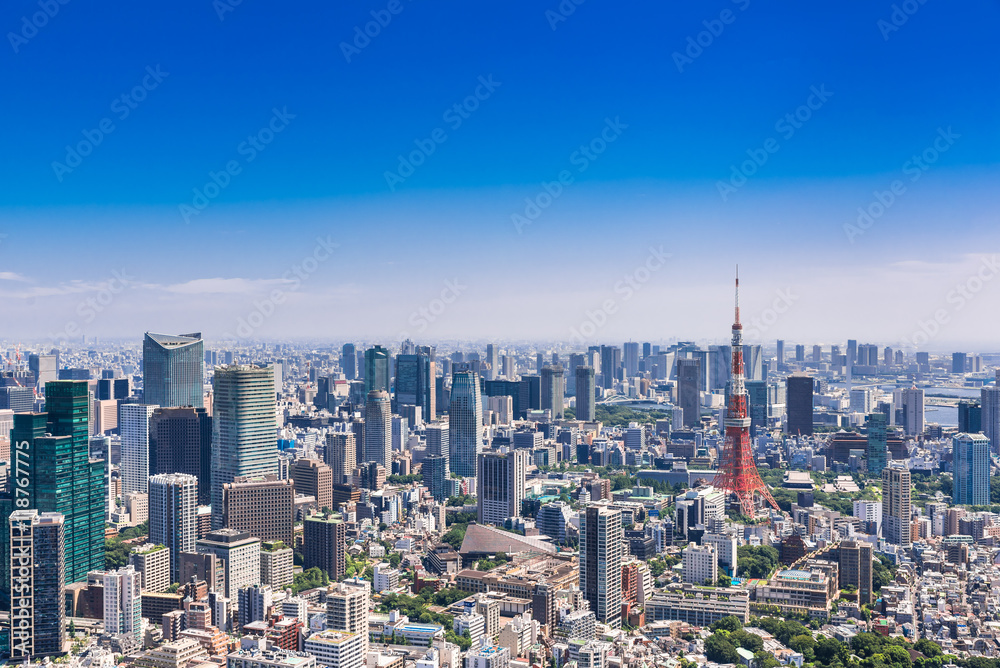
[853,499,883,534]
[882,464,912,547]
[121,403,158,495]
[682,542,718,585]
[149,473,198,584]
[104,565,143,641]
[580,504,623,626]
[304,631,365,668]
[326,578,370,656]
[702,533,737,575]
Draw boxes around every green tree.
[914,639,942,658]
[815,636,849,665]
[711,615,743,633]
[705,634,741,665]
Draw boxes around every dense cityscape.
[3,3,997,668]
[2,276,999,668]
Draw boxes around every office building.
[260,541,294,589]
[901,387,924,437]
[882,465,911,547]
[130,543,171,593]
[866,412,887,476]
[580,504,623,626]
[746,380,767,434]
[303,512,346,581]
[1,385,34,412]
[540,365,564,419]
[363,346,390,395]
[364,390,392,468]
[238,584,273,629]
[15,382,106,585]
[476,450,529,526]
[623,341,639,377]
[424,454,449,502]
[953,432,990,506]
[981,386,1000,453]
[575,366,596,422]
[485,344,499,381]
[221,475,295,546]
[426,422,450,472]
[121,403,158,495]
[324,432,356,485]
[599,345,621,389]
[292,458,333,511]
[143,332,205,409]
[149,473,198,584]
[9,510,65,659]
[28,354,58,388]
[677,358,700,428]
[341,343,357,380]
[958,400,982,434]
[395,351,435,425]
[196,529,261,599]
[104,565,143,642]
[449,370,483,477]
[786,375,813,436]
[838,540,873,606]
[211,365,277,529]
[149,406,212,505]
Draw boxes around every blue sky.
[1,0,999,347]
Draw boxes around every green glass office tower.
[1,383,106,592]
[866,412,887,476]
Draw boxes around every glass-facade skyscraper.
[342,343,357,380]
[364,346,390,395]
[143,332,205,408]
[953,432,990,506]
[395,350,434,423]
[449,369,482,477]
[866,412,888,476]
[211,365,277,529]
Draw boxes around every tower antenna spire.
[734,265,741,326]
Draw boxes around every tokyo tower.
[712,270,780,517]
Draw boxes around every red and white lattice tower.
[712,270,780,517]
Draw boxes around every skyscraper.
[425,422,450,472]
[958,400,982,434]
[838,541,873,606]
[953,432,990,506]
[866,412,887,476]
[540,365,564,419]
[623,342,639,377]
[104,565,143,642]
[149,473,198,584]
[599,345,621,390]
[364,390,391,468]
[676,358,701,428]
[776,340,785,367]
[786,375,814,436]
[485,344,499,381]
[292,458,334,511]
[14,382,107,585]
[142,332,205,409]
[341,343,357,380]
[395,351,435,424]
[745,380,767,435]
[476,450,528,526]
[580,504,623,626]
[901,387,924,437]
[424,455,449,502]
[980,385,1000,454]
[575,366,596,422]
[211,365,277,529]
[449,370,483,478]
[363,346,390,395]
[882,464,911,547]
[9,510,65,659]
[149,406,212,505]
[324,432,356,485]
[121,403,158,495]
